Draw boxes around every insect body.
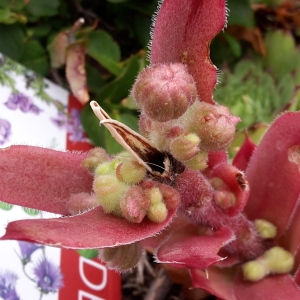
[90,101,184,184]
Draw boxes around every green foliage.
[87,30,122,75]
[77,249,99,259]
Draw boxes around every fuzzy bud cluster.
[83,149,180,224]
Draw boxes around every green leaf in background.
[87,30,122,76]
[0,23,25,60]
[23,207,39,216]
[227,0,254,28]
[26,0,60,17]
[0,201,13,210]
[262,30,300,79]
[96,55,140,105]
[77,249,99,259]
[20,40,49,75]
[223,33,242,57]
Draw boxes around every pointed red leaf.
[0,146,93,215]
[156,226,234,269]
[245,112,300,237]
[0,206,176,249]
[150,0,226,104]
[233,135,257,172]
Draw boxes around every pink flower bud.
[158,183,180,210]
[120,186,150,223]
[82,147,110,173]
[98,243,143,271]
[132,63,197,122]
[188,102,240,151]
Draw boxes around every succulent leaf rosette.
[1,0,300,298]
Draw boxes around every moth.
[90,101,184,184]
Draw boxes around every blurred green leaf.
[0,23,25,60]
[227,0,254,28]
[87,30,122,75]
[223,33,242,57]
[263,30,299,79]
[77,249,99,259]
[96,55,140,104]
[26,0,59,17]
[20,40,49,75]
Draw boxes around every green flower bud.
[184,152,208,170]
[116,160,146,184]
[147,202,168,223]
[264,246,294,274]
[169,133,200,161]
[242,260,268,282]
[255,219,277,239]
[93,174,128,215]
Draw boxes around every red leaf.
[150,0,226,104]
[0,206,176,249]
[0,146,93,215]
[245,112,300,237]
[156,226,234,269]
[233,135,257,172]
[233,273,300,300]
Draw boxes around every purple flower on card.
[4,93,42,115]
[0,270,20,300]
[18,241,42,265]
[67,109,89,143]
[33,258,63,294]
[51,108,89,143]
[0,119,11,145]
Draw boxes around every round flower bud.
[188,102,240,151]
[116,160,146,184]
[147,202,168,223]
[82,147,110,173]
[264,246,294,274]
[184,152,208,170]
[131,63,197,122]
[242,260,268,282]
[254,219,277,239]
[93,174,128,215]
[98,243,143,271]
[120,186,150,223]
[169,133,200,161]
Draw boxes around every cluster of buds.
[132,63,240,171]
[82,148,180,224]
